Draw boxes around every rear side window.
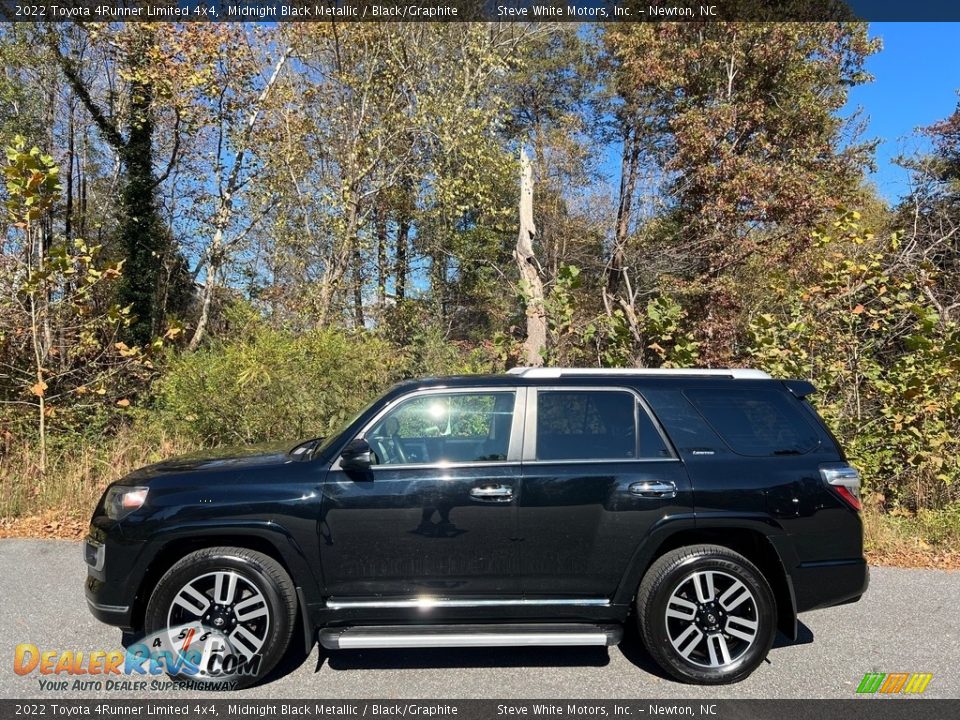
[535,390,670,461]
[684,388,820,457]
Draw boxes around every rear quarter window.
[684,388,820,457]
[640,388,726,456]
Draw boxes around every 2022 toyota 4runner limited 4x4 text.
[84,367,868,686]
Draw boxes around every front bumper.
[83,529,142,630]
[85,592,132,626]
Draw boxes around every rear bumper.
[791,558,869,613]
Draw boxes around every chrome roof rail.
[506,367,772,380]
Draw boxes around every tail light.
[820,464,861,511]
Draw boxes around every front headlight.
[104,486,149,520]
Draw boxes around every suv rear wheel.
[636,544,776,684]
[144,547,297,689]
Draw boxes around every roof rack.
[506,367,771,380]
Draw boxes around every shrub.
[747,212,960,510]
[155,325,407,446]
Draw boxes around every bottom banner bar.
[0,700,956,720]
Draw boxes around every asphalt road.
[0,539,957,699]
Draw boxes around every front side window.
[365,392,516,465]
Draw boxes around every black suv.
[85,368,867,686]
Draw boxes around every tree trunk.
[118,75,165,345]
[602,126,646,366]
[375,206,388,311]
[65,104,74,243]
[26,219,47,477]
[188,230,222,352]
[78,128,88,240]
[352,243,365,329]
[606,126,640,304]
[430,249,447,322]
[316,192,359,326]
[514,147,546,367]
[395,215,409,302]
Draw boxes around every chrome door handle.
[629,481,677,498]
[470,485,514,502]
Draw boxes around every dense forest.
[0,23,958,557]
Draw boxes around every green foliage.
[543,264,589,364]
[644,295,700,368]
[542,265,700,369]
[4,136,61,220]
[864,503,960,563]
[603,22,878,360]
[155,323,407,445]
[581,311,635,368]
[3,22,960,570]
[381,299,501,377]
[1,139,149,454]
[748,212,960,510]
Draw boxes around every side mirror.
[340,438,374,472]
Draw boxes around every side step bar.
[319,623,623,650]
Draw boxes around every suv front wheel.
[636,545,776,684]
[144,547,297,689]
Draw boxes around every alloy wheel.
[664,569,759,669]
[166,570,271,671]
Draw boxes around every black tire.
[636,544,776,685]
[144,546,297,689]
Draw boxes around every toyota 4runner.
[85,367,868,686]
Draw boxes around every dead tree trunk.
[188,46,291,350]
[513,147,546,367]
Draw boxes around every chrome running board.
[318,623,622,650]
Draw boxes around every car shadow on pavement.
[264,619,816,684]
[321,645,612,671]
[313,621,662,676]
[122,616,816,688]
[772,620,814,649]
[614,622,675,681]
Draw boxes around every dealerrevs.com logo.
[13,629,262,692]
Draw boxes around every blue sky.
[596,23,960,207]
[847,23,960,201]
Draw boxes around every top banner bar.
[1,0,959,23]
